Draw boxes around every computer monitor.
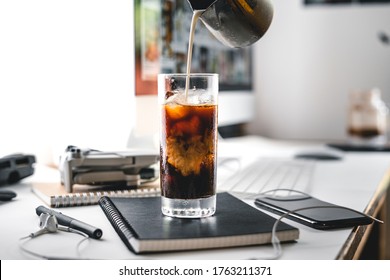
[130,0,255,146]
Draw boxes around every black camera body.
[0,154,36,186]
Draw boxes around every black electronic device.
[255,193,373,230]
[327,143,390,152]
[0,189,17,201]
[294,147,343,161]
[0,154,36,186]
[294,152,342,161]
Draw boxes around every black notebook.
[98,192,299,253]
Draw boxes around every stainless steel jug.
[187,0,274,48]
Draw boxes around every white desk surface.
[1,136,389,260]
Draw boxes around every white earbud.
[30,213,58,238]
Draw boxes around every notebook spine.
[50,188,160,208]
[98,196,137,252]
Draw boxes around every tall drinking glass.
[158,73,218,218]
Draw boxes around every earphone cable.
[19,227,90,260]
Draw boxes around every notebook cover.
[99,192,299,253]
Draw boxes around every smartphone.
[254,194,373,230]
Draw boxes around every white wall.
[0,0,135,163]
[0,0,257,164]
[248,0,390,141]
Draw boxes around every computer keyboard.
[217,157,316,196]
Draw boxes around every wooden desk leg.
[379,188,390,259]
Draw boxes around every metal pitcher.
[187,0,274,48]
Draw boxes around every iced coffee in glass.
[158,73,218,218]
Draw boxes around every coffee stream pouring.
[186,0,273,48]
